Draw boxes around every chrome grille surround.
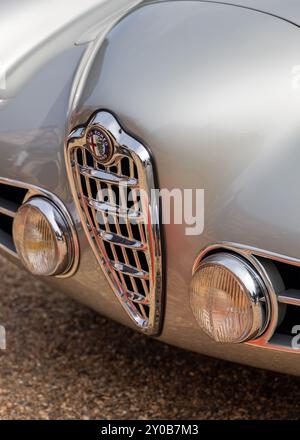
[66,111,162,335]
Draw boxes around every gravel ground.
[0,256,300,420]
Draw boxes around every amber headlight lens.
[13,197,73,276]
[190,253,268,343]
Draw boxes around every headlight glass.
[13,197,72,276]
[190,253,268,343]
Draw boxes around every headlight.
[13,197,74,276]
[190,253,268,343]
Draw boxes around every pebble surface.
[0,256,299,420]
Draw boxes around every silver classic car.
[1,0,300,375]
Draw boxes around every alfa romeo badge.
[86,127,114,162]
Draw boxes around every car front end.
[1,0,300,375]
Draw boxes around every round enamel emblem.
[86,127,114,162]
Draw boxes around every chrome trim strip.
[193,242,300,272]
[0,198,18,218]
[278,289,300,306]
[111,261,149,279]
[0,207,16,218]
[127,290,149,305]
[79,165,139,187]
[87,198,142,220]
[0,177,80,278]
[268,333,300,352]
[193,242,300,354]
[98,229,146,250]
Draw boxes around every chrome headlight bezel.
[190,252,270,344]
[13,196,75,277]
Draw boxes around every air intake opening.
[258,257,300,349]
[0,182,28,255]
[276,304,298,336]
[272,260,300,290]
[0,183,27,208]
[0,213,15,253]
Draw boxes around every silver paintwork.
[0,0,143,100]
[203,0,300,26]
[1,0,300,374]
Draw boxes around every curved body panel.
[208,0,300,25]
[1,0,300,374]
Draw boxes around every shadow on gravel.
[0,257,299,419]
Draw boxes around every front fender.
[68,0,300,373]
[1,0,300,374]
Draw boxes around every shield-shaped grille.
[65,111,162,335]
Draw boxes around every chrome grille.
[66,111,162,335]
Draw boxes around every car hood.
[208,0,300,26]
[0,0,142,99]
[1,0,299,100]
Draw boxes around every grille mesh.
[66,111,162,335]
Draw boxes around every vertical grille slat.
[66,111,162,335]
